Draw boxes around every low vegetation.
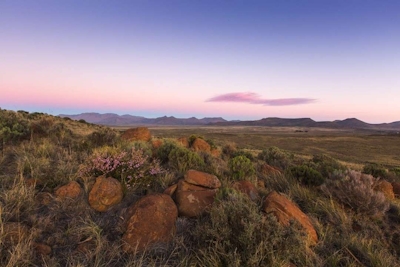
[1,108,400,266]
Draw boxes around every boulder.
[122,194,178,253]
[262,191,318,245]
[175,179,218,217]
[177,137,189,148]
[211,148,221,157]
[151,139,163,149]
[260,163,282,176]
[163,184,178,197]
[33,242,52,255]
[191,138,211,152]
[88,176,123,212]
[232,180,259,201]
[184,169,221,189]
[374,180,395,200]
[392,182,400,198]
[54,181,82,199]
[121,127,151,142]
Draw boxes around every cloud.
[206,92,316,106]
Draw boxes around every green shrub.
[258,146,293,170]
[288,165,325,186]
[167,146,205,174]
[321,170,389,216]
[363,163,387,178]
[192,191,306,266]
[228,155,255,181]
[86,128,118,148]
[156,140,179,163]
[312,154,346,177]
[232,149,254,160]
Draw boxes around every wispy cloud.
[206,92,316,106]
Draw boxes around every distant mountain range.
[59,113,400,130]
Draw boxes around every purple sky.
[1,1,399,122]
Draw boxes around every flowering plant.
[78,147,163,188]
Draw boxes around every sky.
[1,1,399,123]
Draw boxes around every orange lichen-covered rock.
[54,181,82,199]
[262,191,318,245]
[191,138,211,152]
[122,194,178,253]
[121,127,151,142]
[88,176,123,212]
[374,180,395,200]
[184,169,221,189]
[232,180,259,201]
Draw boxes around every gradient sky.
[1,1,399,123]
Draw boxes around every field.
[116,125,400,168]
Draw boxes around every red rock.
[374,180,395,200]
[151,139,163,149]
[210,148,221,157]
[392,182,400,198]
[259,163,282,176]
[121,127,151,142]
[232,180,259,201]
[88,176,123,212]
[33,242,52,255]
[177,137,189,148]
[262,191,318,245]
[54,181,82,199]
[175,179,218,217]
[191,138,211,152]
[163,184,178,197]
[122,194,178,253]
[184,169,221,189]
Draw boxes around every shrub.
[363,163,387,178]
[321,170,389,216]
[222,142,237,158]
[192,191,306,266]
[232,149,254,160]
[86,128,118,148]
[288,165,325,186]
[228,155,255,181]
[312,154,346,177]
[78,147,163,189]
[258,146,293,170]
[156,140,179,164]
[167,146,205,174]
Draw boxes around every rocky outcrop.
[122,194,178,253]
[175,170,221,217]
[88,176,123,212]
[232,180,259,201]
[374,180,395,200]
[262,191,318,245]
[177,137,189,148]
[121,127,151,142]
[191,138,211,152]
[54,181,82,199]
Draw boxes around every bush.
[288,165,325,186]
[232,149,254,160]
[78,147,163,189]
[258,146,293,170]
[156,140,179,164]
[363,163,387,178]
[228,155,255,181]
[192,191,306,266]
[321,170,389,216]
[312,154,346,177]
[167,146,205,174]
[86,128,118,148]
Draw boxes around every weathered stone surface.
[210,148,221,157]
[191,138,211,152]
[121,127,151,142]
[177,137,189,148]
[374,180,395,200]
[54,181,82,199]
[33,242,52,255]
[184,169,221,189]
[122,194,178,253]
[35,192,53,205]
[151,139,163,149]
[259,163,282,176]
[2,222,29,245]
[163,184,178,197]
[392,182,400,198]
[175,179,218,217]
[232,180,259,201]
[262,191,318,245]
[88,176,123,212]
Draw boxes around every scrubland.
[1,109,400,266]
